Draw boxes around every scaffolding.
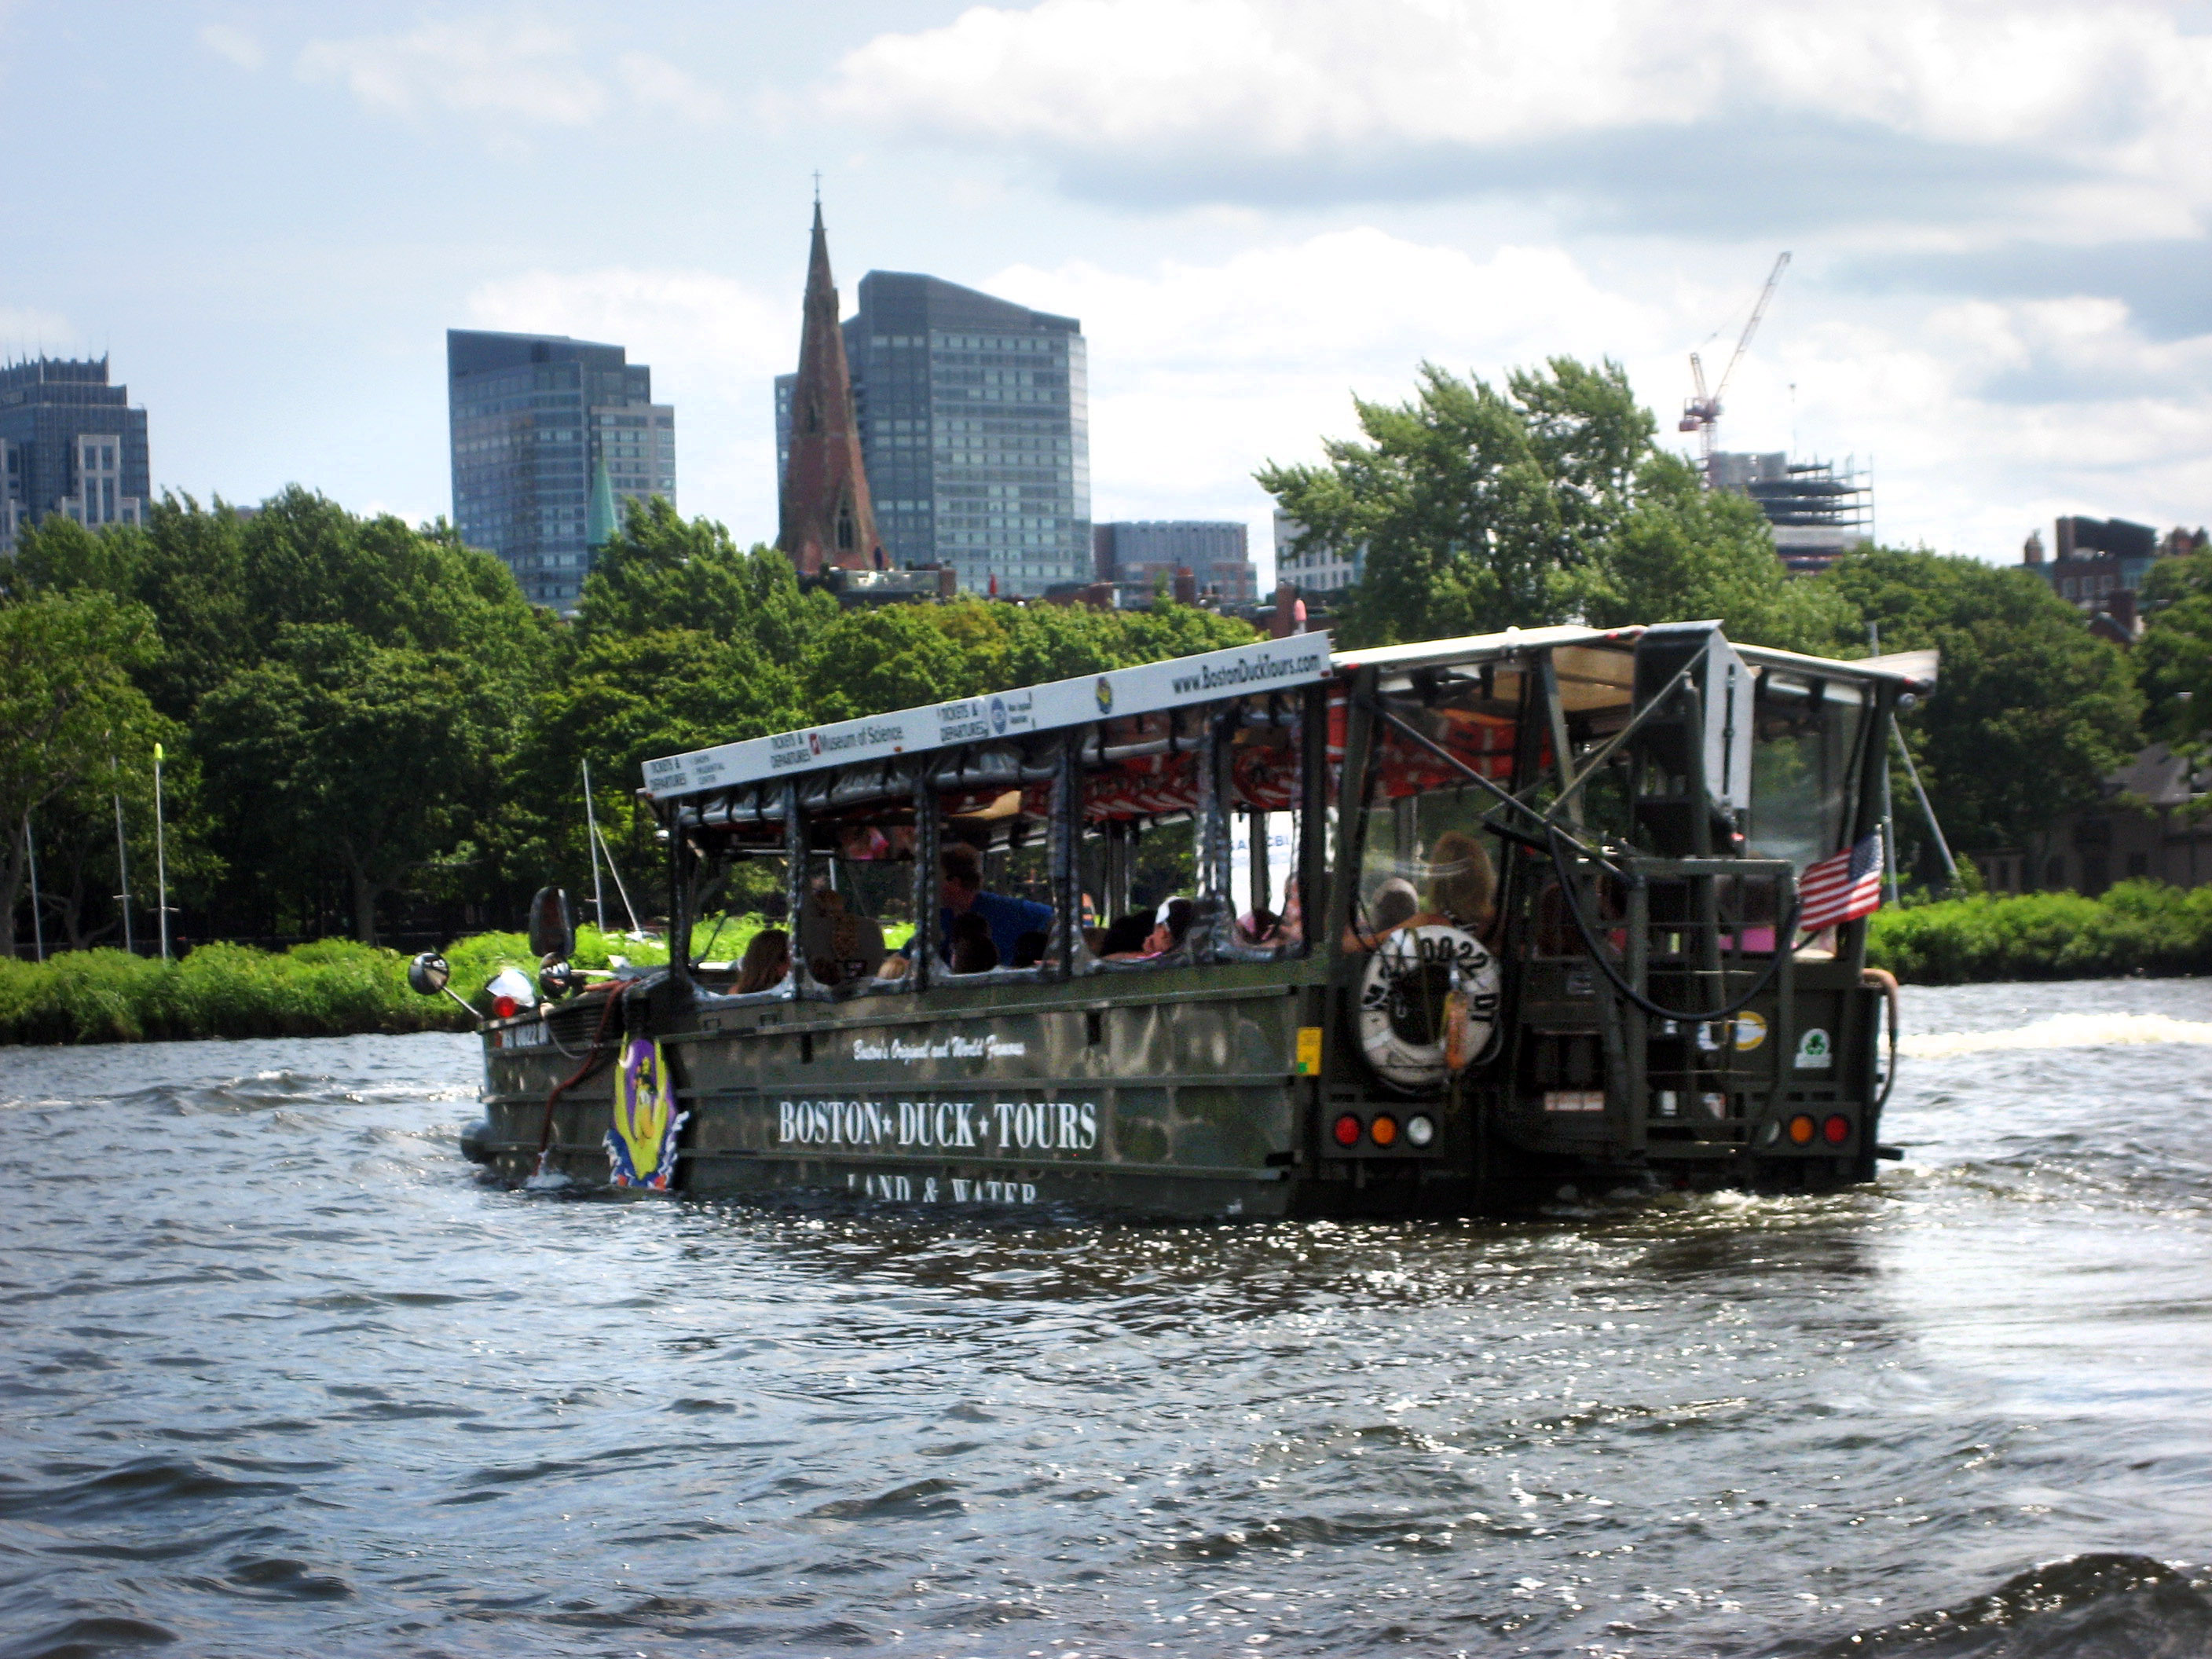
[1711,452,1873,575]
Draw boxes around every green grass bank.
[1865,881,2212,985]
[2,889,2203,1045]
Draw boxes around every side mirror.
[407,951,451,996]
[528,886,577,959]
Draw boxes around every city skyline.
[2,3,2206,579]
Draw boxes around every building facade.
[1271,510,1364,595]
[0,357,149,552]
[778,270,1090,596]
[1093,520,1255,603]
[447,329,674,610]
[1973,743,2212,897]
[2020,515,2207,640]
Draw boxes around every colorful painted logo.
[1094,676,1115,715]
[606,1038,687,1188]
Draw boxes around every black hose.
[1543,825,1799,1025]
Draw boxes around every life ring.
[1357,924,1502,1091]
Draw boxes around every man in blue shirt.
[939,843,1053,965]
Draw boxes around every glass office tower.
[447,329,674,610]
[777,273,1089,596]
[0,357,149,552]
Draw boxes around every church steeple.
[778,199,883,575]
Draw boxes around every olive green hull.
[469,954,1886,1218]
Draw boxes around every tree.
[2136,544,2212,756]
[1580,453,1854,654]
[0,591,174,957]
[1258,357,1653,646]
[194,625,514,944]
[1815,549,2143,869]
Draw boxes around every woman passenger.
[733,928,789,994]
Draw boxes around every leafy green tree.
[0,591,181,956]
[1581,453,1853,653]
[1816,548,2143,869]
[1258,357,1653,646]
[194,625,514,944]
[576,498,838,661]
[2136,545,2212,756]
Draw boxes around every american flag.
[1798,829,1885,932]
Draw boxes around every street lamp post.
[153,741,170,961]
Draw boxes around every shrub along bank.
[3,889,2203,1044]
[0,927,666,1046]
[1865,881,2212,985]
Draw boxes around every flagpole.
[1891,723,1957,890]
[22,816,43,962]
[582,760,606,933]
[1870,624,1899,906]
[111,749,134,954]
[153,741,170,961]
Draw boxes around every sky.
[5,0,2209,580]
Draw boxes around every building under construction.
[1711,451,1873,575]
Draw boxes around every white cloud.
[616,51,728,126]
[466,267,794,540]
[820,0,2212,234]
[980,228,2212,573]
[298,15,607,126]
[198,23,266,71]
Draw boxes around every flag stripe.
[1799,830,1885,932]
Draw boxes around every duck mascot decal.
[606,1038,687,1190]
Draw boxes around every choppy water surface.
[4,980,2211,1658]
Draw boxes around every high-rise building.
[0,357,149,552]
[778,268,1090,596]
[447,329,674,610]
[1093,521,1256,603]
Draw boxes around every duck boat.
[441,621,1932,1216]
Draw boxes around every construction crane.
[1679,251,1791,488]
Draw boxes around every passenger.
[733,928,790,994]
[1237,907,1281,946]
[1097,911,1155,958]
[1081,925,1109,958]
[948,911,1000,974]
[1108,897,1193,961]
[797,881,887,985]
[938,844,1053,967]
[1405,831,1497,938]
[1344,876,1420,951]
[1009,928,1049,969]
[874,953,910,981]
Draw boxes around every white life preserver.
[1357,924,1502,1092]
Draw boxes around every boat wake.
[1901,1012,2212,1059]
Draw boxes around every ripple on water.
[0,995,2208,1654]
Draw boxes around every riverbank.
[0,928,667,1046]
[4,886,2204,1043]
[1866,879,2212,984]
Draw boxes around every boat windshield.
[1748,671,1867,872]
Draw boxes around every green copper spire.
[587,455,619,551]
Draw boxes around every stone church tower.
[778,201,883,574]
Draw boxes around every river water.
[4,979,2210,1658]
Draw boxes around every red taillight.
[1369,1114,1399,1148]
[1823,1113,1851,1144]
[493,995,519,1019]
[1332,1114,1361,1147]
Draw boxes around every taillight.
[1822,1114,1851,1144]
[1404,1114,1436,1148]
[1369,1114,1398,1147]
[1332,1114,1361,1147]
[1787,1114,1816,1145]
[493,995,519,1019]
